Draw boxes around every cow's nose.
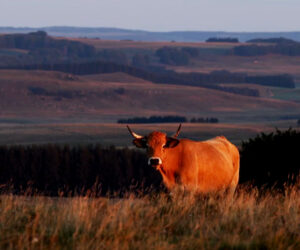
[150,158,160,165]
[148,157,162,166]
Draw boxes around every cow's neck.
[158,146,181,189]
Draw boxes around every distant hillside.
[1,70,299,123]
[0,32,296,97]
[4,60,295,95]
[1,26,300,42]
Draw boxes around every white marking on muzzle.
[148,157,162,165]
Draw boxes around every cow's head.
[127,124,181,168]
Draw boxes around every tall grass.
[0,184,299,249]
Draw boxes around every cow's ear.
[133,138,147,148]
[165,137,180,148]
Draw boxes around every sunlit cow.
[127,124,240,194]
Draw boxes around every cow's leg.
[227,166,239,198]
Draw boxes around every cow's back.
[179,136,239,193]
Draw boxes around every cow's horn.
[173,124,182,138]
[127,125,144,139]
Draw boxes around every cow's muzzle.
[148,157,162,166]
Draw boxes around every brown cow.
[127,124,240,194]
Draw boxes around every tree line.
[234,37,300,56]
[0,31,96,59]
[118,116,187,124]
[0,129,299,196]
[247,37,297,44]
[190,117,219,123]
[117,116,219,124]
[245,74,295,88]
[206,37,239,43]
[2,61,296,96]
[0,31,131,66]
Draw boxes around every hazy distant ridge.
[1,26,300,42]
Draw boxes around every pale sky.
[0,0,299,32]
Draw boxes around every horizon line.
[1,26,300,34]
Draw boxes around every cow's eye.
[163,144,167,148]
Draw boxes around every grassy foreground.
[0,185,299,250]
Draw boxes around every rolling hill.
[0,69,299,123]
[1,35,300,145]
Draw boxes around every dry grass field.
[167,54,300,84]
[63,37,238,50]
[0,183,299,250]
